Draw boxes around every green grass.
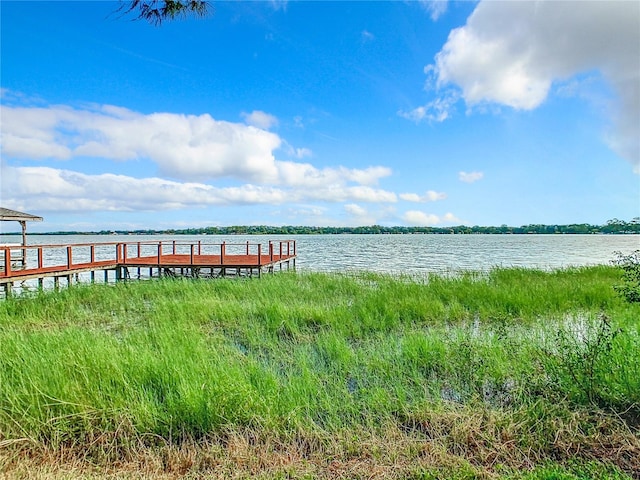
[0,266,638,478]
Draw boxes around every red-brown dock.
[0,240,296,296]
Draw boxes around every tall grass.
[1,266,638,478]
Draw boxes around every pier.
[0,240,296,296]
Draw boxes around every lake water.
[2,233,638,275]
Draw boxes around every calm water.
[2,233,638,275]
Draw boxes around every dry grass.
[2,407,638,479]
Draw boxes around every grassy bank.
[1,267,639,478]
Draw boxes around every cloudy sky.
[1,1,638,232]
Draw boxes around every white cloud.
[398,106,426,123]
[419,0,448,21]
[429,0,640,171]
[0,165,400,213]
[398,90,458,123]
[442,212,461,223]
[282,206,326,218]
[361,30,375,43]
[282,141,313,159]
[0,101,394,188]
[399,193,421,202]
[0,165,289,212]
[344,203,368,217]
[274,162,391,188]
[402,210,461,226]
[458,171,483,183]
[400,190,447,202]
[402,211,440,226]
[306,185,397,203]
[241,110,279,129]
[0,104,283,182]
[343,203,387,226]
[0,98,405,219]
[269,0,287,11]
[293,147,312,159]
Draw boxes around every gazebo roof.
[0,207,43,222]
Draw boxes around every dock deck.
[1,240,296,295]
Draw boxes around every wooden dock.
[0,240,296,296]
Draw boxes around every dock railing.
[1,240,296,280]
[1,242,120,278]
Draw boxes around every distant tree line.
[29,218,640,236]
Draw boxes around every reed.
[1,266,638,478]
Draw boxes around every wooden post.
[198,240,201,255]
[190,244,195,265]
[20,221,27,267]
[2,247,11,277]
[38,247,43,270]
[279,241,283,259]
[172,240,176,255]
[67,246,73,269]
[221,242,226,264]
[269,241,273,262]
[258,244,262,267]
[90,245,95,265]
[157,242,163,265]
[246,241,250,255]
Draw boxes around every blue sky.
[1,0,638,232]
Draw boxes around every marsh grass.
[1,267,638,478]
